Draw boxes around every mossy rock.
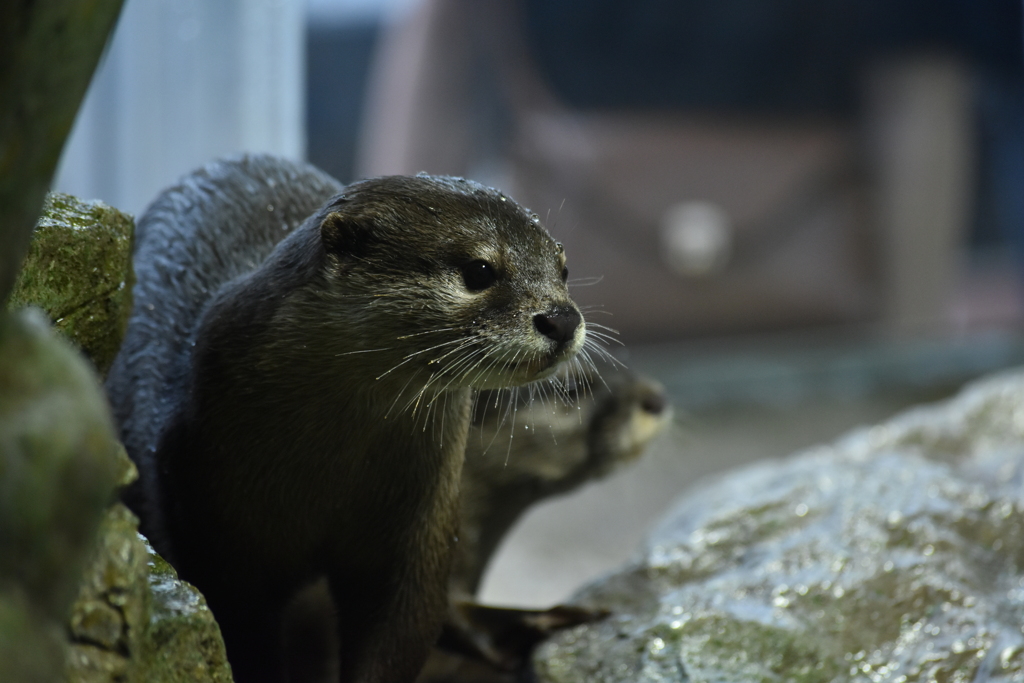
[534,369,1024,683]
[8,192,134,376]
[140,542,233,683]
[65,503,233,683]
[0,308,122,682]
[66,503,147,683]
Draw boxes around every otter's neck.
[183,264,474,514]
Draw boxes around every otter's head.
[314,174,585,390]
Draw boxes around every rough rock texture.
[0,306,228,683]
[66,502,149,683]
[0,308,121,683]
[65,445,232,683]
[534,369,1024,683]
[138,540,234,683]
[8,192,134,376]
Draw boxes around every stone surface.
[8,192,134,375]
[65,502,149,681]
[140,541,234,683]
[533,369,1024,683]
[65,501,233,683]
[0,308,121,682]
[0,307,226,682]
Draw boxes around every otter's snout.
[533,306,582,347]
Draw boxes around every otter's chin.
[529,357,566,382]
[468,352,569,389]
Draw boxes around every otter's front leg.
[327,557,449,683]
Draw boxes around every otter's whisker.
[463,343,512,392]
[334,346,393,357]
[417,343,488,412]
[568,276,604,287]
[474,346,521,437]
[376,335,476,381]
[575,355,599,397]
[576,349,613,391]
[407,334,477,361]
[396,327,457,340]
[384,368,424,420]
[503,385,520,467]
[583,321,622,336]
[552,370,577,409]
[423,348,487,407]
[583,339,626,369]
[431,337,486,365]
[579,343,612,372]
[573,356,599,407]
[584,332,623,349]
[503,348,535,464]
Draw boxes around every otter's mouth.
[468,332,583,389]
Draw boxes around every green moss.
[0,308,122,682]
[141,540,233,683]
[65,505,233,683]
[8,192,134,375]
[677,614,845,683]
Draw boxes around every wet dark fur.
[105,155,582,683]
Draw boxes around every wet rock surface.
[8,192,134,375]
[139,540,233,683]
[533,369,1024,683]
[0,306,229,682]
[65,440,232,683]
[66,502,148,683]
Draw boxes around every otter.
[455,370,671,598]
[418,370,672,683]
[285,369,673,683]
[105,154,586,683]
[278,370,671,683]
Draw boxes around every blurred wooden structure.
[358,0,973,343]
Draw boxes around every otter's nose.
[533,306,581,346]
[639,386,668,416]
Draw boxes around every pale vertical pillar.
[864,56,974,336]
[356,0,475,178]
[54,0,305,215]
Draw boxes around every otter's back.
[106,154,342,468]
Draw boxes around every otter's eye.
[561,265,569,282]
[461,260,496,291]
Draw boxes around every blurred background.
[56,0,1024,606]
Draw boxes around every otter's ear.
[320,211,371,256]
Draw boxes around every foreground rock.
[0,307,230,683]
[65,497,233,683]
[0,308,121,682]
[63,409,232,683]
[8,192,134,376]
[534,370,1024,682]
